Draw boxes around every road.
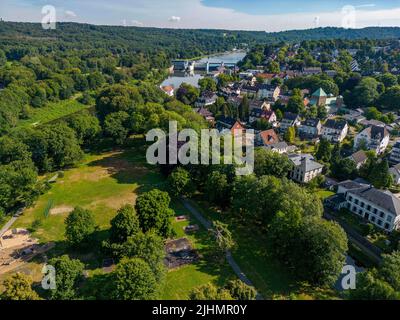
[323,210,382,264]
[181,198,263,300]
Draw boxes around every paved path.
[0,216,18,238]
[0,208,24,238]
[323,210,382,264]
[181,198,263,300]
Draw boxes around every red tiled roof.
[259,129,279,145]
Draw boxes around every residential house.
[160,85,174,97]
[328,180,400,232]
[297,118,322,139]
[389,141,400,164]
[342,109,366,124]
[216,117,245,135]
[302,67,322,75]
[350,60,360,72]
[256,73,275,84]
[241,85,259,98]
[390,164,400,185]
[195,107,215,123]
[348,150,368,169]
[195,91,218,108]
[321,119,348,143]
[249,109,277,124]
[354,125,390,155]
[288,154,324,183]
[257,84,281,101]
[249,100,271,112]
[257,129,278,146]
[257,129,290,153]
[279,112,301,132]
[227,96,243,109]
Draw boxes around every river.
[160,50,246,89]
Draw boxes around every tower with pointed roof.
[311,87,327,107]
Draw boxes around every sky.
[2,0,400,31]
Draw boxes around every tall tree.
[65,207,96,248]
[135,189,174,238]
[111,257,158,300]
[109,204,140,244]
[49,255,84,300]
[0,273,40,300]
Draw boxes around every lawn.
[316,189,335,200]
[189,198,340,300]
[16,96,90,129]
[161,200,235,300]
[6,144,234,299]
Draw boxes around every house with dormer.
[354,125,390,155]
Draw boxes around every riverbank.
[173,49,247,62]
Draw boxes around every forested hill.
[1,21,400,59]
[266,27,400,42]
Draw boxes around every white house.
[389,141,400,164]
[348,150,368,169]
[288,154,324,183]
[333,180,400,232]
[297,118,322,139]
[321,119,348,143]
[354,125,390,155]
[257,84,281,101]
[279,112,301,132]
[390,164,400,185]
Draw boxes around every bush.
[227,280,257,300]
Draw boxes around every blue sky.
[1,0,400,31]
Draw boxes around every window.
[359,209,363,215]
[348,196,353,201]
[355,199,359,205]
[385,223,390,230]
[367,205,371,211]
[371,216,376,222]
[377,220,382,226]
[374,208,378,214]
[353,207,357,212]
[360,202,365,208]
[380,212,385,218]
[387,215,393,223]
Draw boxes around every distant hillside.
[265,27,400,42]
[1,21,400,59]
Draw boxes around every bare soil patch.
[50,206,74,216]
[0,229,54,275]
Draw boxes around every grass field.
[4,143,235,299]
[16,96,90,129]
[189,198,340,300]
[161,200,235,299]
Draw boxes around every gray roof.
[324,119,347,130]
[283,112,299,121]
[289,154,324,172]
[337,180,368,190]
[349,187,400,217]
[361,125,389,140]
[301,118,320,127]
[349,150,368,165]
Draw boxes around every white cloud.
[168,16,181,23]
[131,20,144,26]
[1,0,400,31]
[64,10,77,18]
